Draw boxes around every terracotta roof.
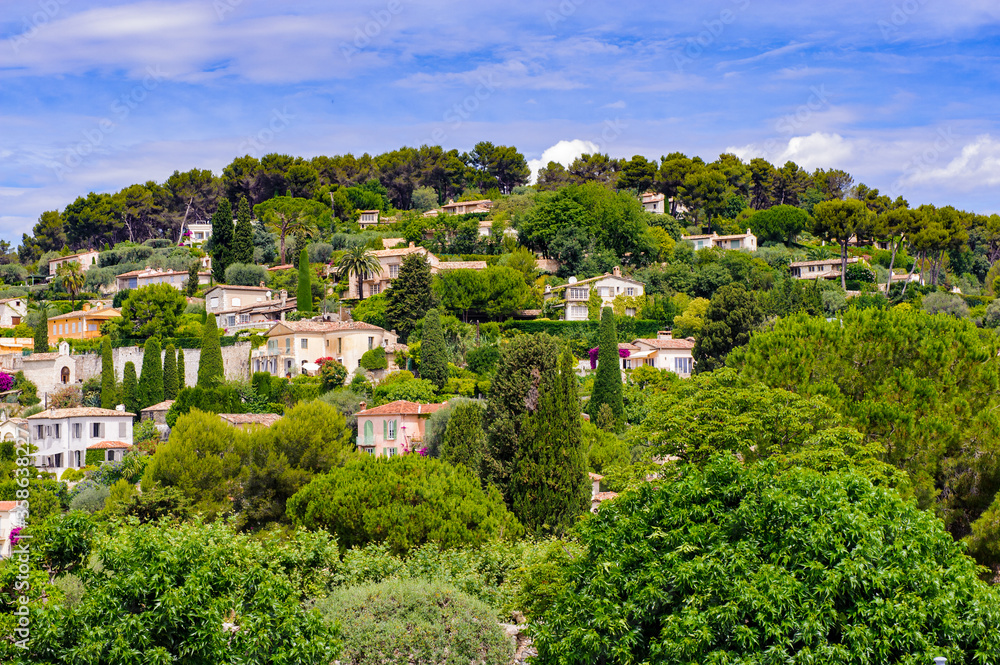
[27,407,135,420]
[0,501,20,512]
[381,238,406,249]
[268,264,294,271]
[789,257,859,268]
[633,337,696,350]
[49,307,120,321]
[205,284,272,293]
[549,271,644,290]
[218,413,283,427]
[269,320,386,334]
[384,343,409,353]
[372,246,429,258]
[436,261,487,270]
[141,400,175,412]
[442,198,492,209]
[642,192,665,202]
[23,352,62,361]
[0,297,25,304]
[356,400,447,417]
[51,250,97,261]
[681,234,716,240]
[116,268,206,279]
[232,299,296,315]
[593,491,619,503]
[588,472,604,481]
[87,440,133,450]
[618,342,639,351]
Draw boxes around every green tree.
[319,359,348,391]
[114,283,187,339]
[162,342,178,400]
[337,245,381,300]
[176,347,185,390]
[385,253,434,342]
[533,456,1000,664]
[137,337,164,410]
[233,195,254,265]
[197,315,225,388]
[100,336,116,409]
[484,333,560,499]
[693,283,762,373]
[209,197,234,283]
[254,196,327,264]
[185,260,200,296]
[419,309,448,389]
[586,308,624,430]
[440,400,487,479]
[224,263,268,287]
[122,361,138,416]
[287,454,520,554]
[297,247,312,313]
[55,261,86,307]
[33,304,49,353]
[811,198,876,289]
[511,349,589,533]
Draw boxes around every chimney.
[82,302,91,312]
[613,266,621,277]
[409,241,415,248]
[280,290,287,307]
[657,330,673,340]
[115,404,125,411]
[359,401,367,411]
[260,281,265,288]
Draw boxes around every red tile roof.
[141,400,175,412]
[87,440,133,450]
[28,407,135,419]
[593,491,619,503]
[219,413,283,427]
[356,400,447,417]
[270,320,386,334]
[0,501,20,512]
[633,337,696,350]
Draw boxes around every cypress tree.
[586,307,624,430]
[123,361,139,416]
[100,336,116,409]
[440,400,487,479]
[138,337,164,409]
[177,347,186,390]
[198,315,225,387]
[297,246,313,313]
[210,198,233,283]
[33,306,48,353]
[384,253,434,342]
[420,309,448,389]
[233,195,254,265]
[511,348,589,533]
[163,342,178,400]
[185,261,200,296]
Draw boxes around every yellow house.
[48,304,121,340]
[252,320,405,378]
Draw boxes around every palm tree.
[56,261,86,306]
[262,209,315,264]
[337,245,382,300]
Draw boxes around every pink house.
[355,400,447,457]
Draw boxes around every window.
[368,336,374,350]
[338,338,342,354]
[227,315,235,327]
[53,424,60,438]
[11,317,19,325]
[286,338,291,353]
[61,367,70,384]
[74,451,81,468]
[569,287,587,300]
[36,425,43,439]
[626,287,635,296]
[73,423,81,438]
[210,297,219,309]
[301,338,308,349]
[240,314,250,323]
[370,283,380,296]
[119,422,126,437]
[386,419,397,440]
[268,340,276,353]
[389,264,399,278]
[363,420,374,446]
[385,447,398,458]
[45,426,51,437]
[570,305,587,318]
[107,451,115,462]
[626,308,636,317]
[232,297,241,307]
[92,422,103,438]
[674,357,693,374]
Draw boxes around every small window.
[338,338,342,354]
[286,338,291,352]
[389,265,399,278]
[368,336,374,350]
[73,423,81,438]
[210,297,219,309]
[301,338,308,349]
[385,447,397,458]
[107,450,115,462]
[232,297,241,307]
[119,422,126,437]
[36,425,43,439]
[626,287,635,296]
[92,422,101,438]
[387,419,397,440]
[53,424,60,438]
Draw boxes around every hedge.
[112,336,244,350]
[501,319,664,340]
[85,449,105,466]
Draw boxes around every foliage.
[693,283,762,373]
[533,456,1000,665]
[371,375,438,405]
[350,291,387,328]
[209,197,234,282]
[586,308,624,430]
[385,252,434,342]
[466,344,500,376]
[511,349,589,533]
[319,357,349,390]
[68,483,110,513]
[359,346,387,371]
[318,579,512,665]
[137,337,164,410]
[99,337,116,409]
[337,245,382,300]
[224,261,268,287]
[288,454,520,554]
[197,314,225,387]
[671,297,710,338]
[419,308,449,389]
[233,194,254,265]
[115,283,187,339]
[440,400,487,479]
[23,520,338,664]
[297,246,313,313]
[162,342,178,400]
[922,290,970,318]
[33,303,48,352]
[122,361,138,416]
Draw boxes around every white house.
[184,221,214,246]
[788,257,859,280]
[252,320,404,378]
[28,407,135,477]
[0,501,24,559]
[629,332,696,377]
[543,267,645,321]
[115,267,212,293]
[681,230,757,252]
[0,298,27,329]
[357,210,382,229]
[441,199,493,215]
[205,284,274,324]
[0,411,28,442]
[347,244,487,300]
[641,192,666,214]
[48,251,100,277]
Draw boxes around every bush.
[319,359,349,391]
[317,579,512,665]
[68,483,110,513]
[224,262,269,287]
[922,290,970,318]
[60,468,85,483]
[466,345,500,376]
[359,346,387,371]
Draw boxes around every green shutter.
[383,420,387,440]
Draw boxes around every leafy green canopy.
[534,456,1000,665]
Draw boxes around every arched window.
[61,366,70,384]
[363,420,374,446]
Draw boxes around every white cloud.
[527,139,600,183]
[725,132,855,170]
[903,134,1000,189]
[602,100,627,109]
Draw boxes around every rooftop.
[87,440,133,450]
[0,501,20,512]
[269,320,386,335]
[549,271,644,290]
[218,413,283,427]
[356,400,447,417]
[789,257,860,268]
[48,307,120,322]
[437,261,488,270]
[634,337,696,350]
[141,400,176,412]
[28,407,136,420]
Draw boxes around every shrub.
[68,483,110,513]
[466,345,500,376]
[359,346,387,371]
[224,262,269,287]
[317,579,512,665]
[922,290,969,318]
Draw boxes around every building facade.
[543,267,645,321]
[115,267,212,292]
[48,305,121,341]
[252,320,404,378]
[0,298,27,329]
[354,400,445,457]
[28,407,135,476]
[48,251,100,277]
[681,230,758,252]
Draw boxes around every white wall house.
[0,501,24,559]
[48,251,100,277]
[115,267,212,292]
[681,230,757,252]
[629,332,696,377]
[789,257,859,280]
[28,407,135,477]
[543,267,645,321]
[0,298,27,329]
[641,192,666,214]
[205,284,274,326]
[252,320,405,378]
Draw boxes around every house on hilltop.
[354,400,446,457]
[48,251,99,277]
[252,320,404,378]
[28,406,135,476]
[543,267,645,321]
[681,230,757,251]
[347,243,487,300]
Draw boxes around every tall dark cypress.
[198,316,225,387]
[123,361,139,417]
[297,246,313,313]
[100,336,116,409]
[586,307,624,431]
[177,347,186,390]
[162,342,178,400]
[210,198,234,283]
[138,337,164,409]
[419,309,448,389]
[233,195,254,265]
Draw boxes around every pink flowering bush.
[9,525,22,546]
[0,372,13,393]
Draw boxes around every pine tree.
[33,306,48,353]
[163,342,178,400]
[587,307,624,430]
[297,246,313,313]
[100,336,116,409]
[198,315,225,387]
[123,361,139,416]
[385,253,434,342]
[420,309,448,389]
[233,195,254,265]
[138,337,164,409]
[511,348,589,533]
[210,198,234,283]
[177,347,186,390]
[440,400,487,479]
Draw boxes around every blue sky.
[2,0,1000,244]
